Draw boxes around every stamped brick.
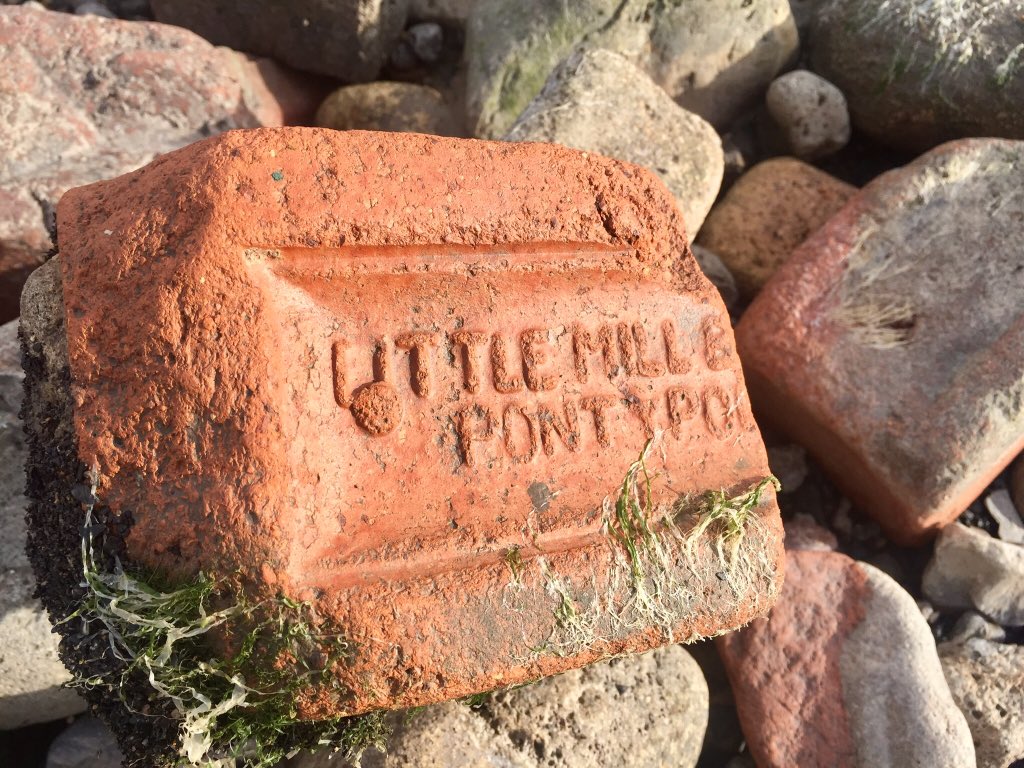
[34,127,781,717]
[737,139,1024,544]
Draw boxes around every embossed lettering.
[617,322,638,375]
[490,335,523,393]
[538,402,581,455]
[451,330,488,393]
[572,324,617,381]
[702,385,735,439]
[395,331,438,397]
[503,404,539,463]
[625,392,657,438]
[520,329,557,391]
[662,318,693,375]
[666,385,699,438]
[632,322,666,378]
[702,317,732,371]
[454,406,495,467]
[580,395,616,447]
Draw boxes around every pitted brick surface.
[48,127,782,716]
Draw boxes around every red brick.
[53,127,782,716]
[737,139,1024,544]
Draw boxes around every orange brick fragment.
[52,128,781,715]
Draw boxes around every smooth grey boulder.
[923,523,1024,627]
[0,316,86,728]
[47,716,123,768]
[466,0,798,138]
[505,49,724,239]
[151,0,409,81]
[765,69,851,159]
[810,0,1024,151]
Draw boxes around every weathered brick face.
[51,128,782,716]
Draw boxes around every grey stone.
[839,562,976,768]
[788,0,824,35]
[0,6,308,326]
[923,523,1024,626]
[784,512,837,551]
[984,489,1024,545]
[486,644,707,768]
[765,69,851,159]
[766,443,809,494]
[409,0,475,22]
[719,550,975,767]
[406,21,443,62]
[947,611,1006,645]
[810,0,1024,151]
[47,716,123,768]
[466,0,798,138]
[691,245,739,310]
[940,639,1024,768]
[151,0,410,82]
[1014,454,1024,520]
[0,311,85,728]
[315,82,460,136]
[917,599,938,624]
[291,645,707,768]
[504,48,723,238]
[74,2,116,18]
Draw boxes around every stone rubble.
[0,5,321,324]
[466,0,797,137]
[316,82,461,136]
[922,523,1024,627]
[504,48,724,239]
[1,0,1023,765]
[810,0,1024,151]
[764,69,851,160]
[697,157,856,300]
[718,549,976,767]
[939,639,1024,768]
[290,646,707,768]
[0,319,85,729]
[150,0,410,82]
[737,139,1024,543]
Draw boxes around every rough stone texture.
[29,127,783,719]
[767,443,809,495]
[984,489,1024,545]
[922,523,1024,626]
[789,0,823,35]
[291,645,706,768]
[697,158,855,300]
[1011,454,1024,518]
[409,0,475,22]
[810,0,1024,152]
[0,4,318,324]
[505,49,724,239]
[719,549,976,767]
[316,82,461,136]
[946,612,1006,645]
[692,245,739,311]
[940,639,1024,768]
[47,716,123,768]
[783,514,837,552]
[151,0,409,82]
[765,69,851,160]
[0,317,86,728]
[465,0,798,138]
[737,139,1024,544]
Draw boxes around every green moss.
[65,507,389,768]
